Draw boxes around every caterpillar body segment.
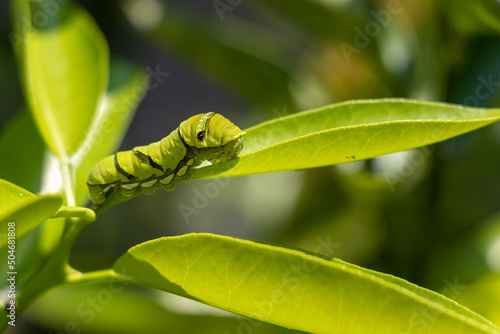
[87,112,245,207]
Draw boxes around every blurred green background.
[1,0,500,333]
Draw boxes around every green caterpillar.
[87,112,245,207]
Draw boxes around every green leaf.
[455,272,500,328]
[192,99,500,179]
[0,179,62,248]
[72,59,147,205]
[13,0,109,159]
[113,233,500,334]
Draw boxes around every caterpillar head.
[179,112,245,163]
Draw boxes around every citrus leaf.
[0,179,62,248]
[12,0,109,158]
[113,233,500,334]
[191,99,500,179]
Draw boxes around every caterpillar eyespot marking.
[87,112,245,206]
[197,131,205,141]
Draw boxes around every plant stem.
[16,217,90,314]
[66,268,118,286]
[60,159,76,206]
[52,206,96,222]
